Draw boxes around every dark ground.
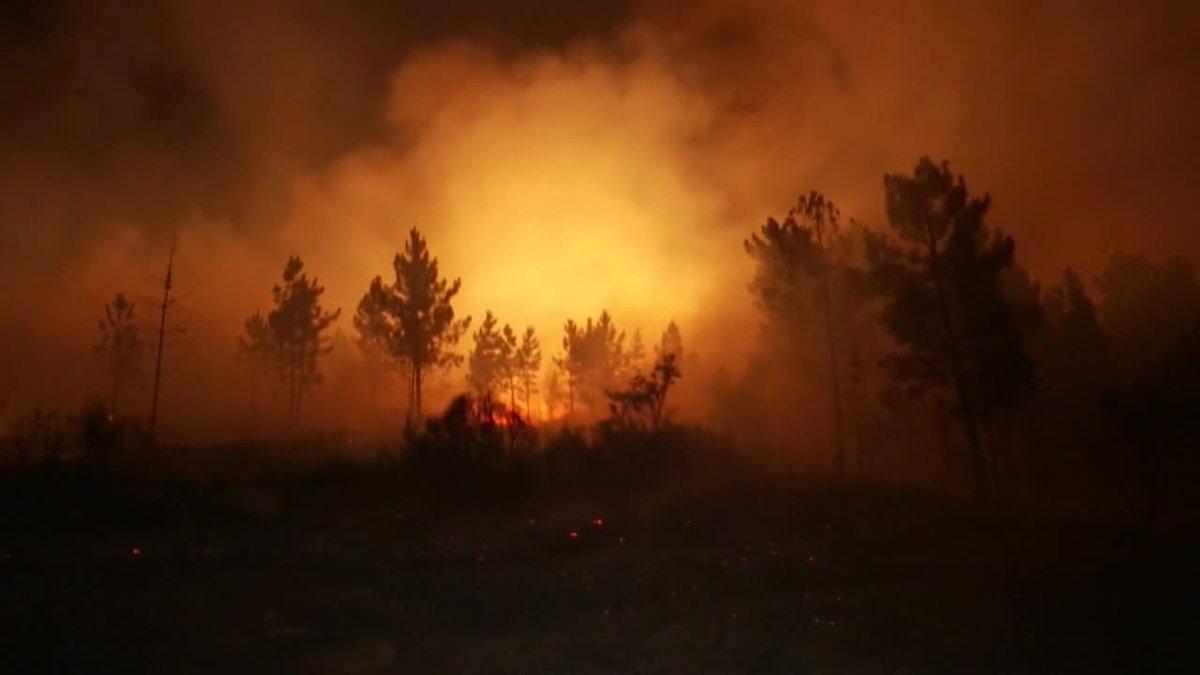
[0,459,1192,674]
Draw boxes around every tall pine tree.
[356,228,470,421]
[266,256,340,423]
[95,292,143,414]
[467,311,506,398]
[516,326,541,417]
[865,158,1033,497]
[746,192,851,476]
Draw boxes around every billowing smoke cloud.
[1,0,1197,440]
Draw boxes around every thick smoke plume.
[1,0,1197,441]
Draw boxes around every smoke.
[1,0,1197,440]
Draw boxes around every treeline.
[735,157,1199,519]
[230,228,686,428]
[38,155,1200,521]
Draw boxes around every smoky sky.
[2,0,1199,437]
[0,0,636,240]
[4,1,1198,266]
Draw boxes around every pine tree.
[1042,269,1109,377]
[352,274,398,412]
[625,328,647,378]
[500,323,519,410]
[95,292,143,414]
[543,363,563,419]
[607,352,682,432]
[660,320,683,360]
[516,326,541,417]
[356,228,470,422]
[467,311,505,398]
[746,191,849,476]
[864,157,1033,497]
[555,319,584,415]
[1096,254,1200,375]
[266,256,341,423]
[237,310,273,434]
[557,311,626,413]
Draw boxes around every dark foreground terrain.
[1,454,1192,674]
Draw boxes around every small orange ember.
[592,517,604,527]
[569,531,580,540]
[130,547,141,557]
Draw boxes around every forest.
[4,156,1197,673]
[2,0,1197,672]
[30,157,1196,519]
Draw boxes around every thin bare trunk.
[294,364,304,425]
[288,364,294,424]
[412,363,423,423]
[148,244,174,447]
[110,358,121,414]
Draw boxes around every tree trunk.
[944,344,987,495]
[848,378,865,480]
[926,234,990,498]
[295,371,303,425]
[524,378,532,421]
[817,274,845,478]
[289,362,299,425]
[147,245,173,446]
[412,363,423,422]
[369,364,379,430]
[248,361,258,441]
[110,362,121,415]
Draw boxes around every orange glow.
[4,2,1194,445]
[284,44,732,374]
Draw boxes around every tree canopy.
[355,228,470,420]
[95,292,143,414]
[865,157,1033,496]
[264,256,341,422]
